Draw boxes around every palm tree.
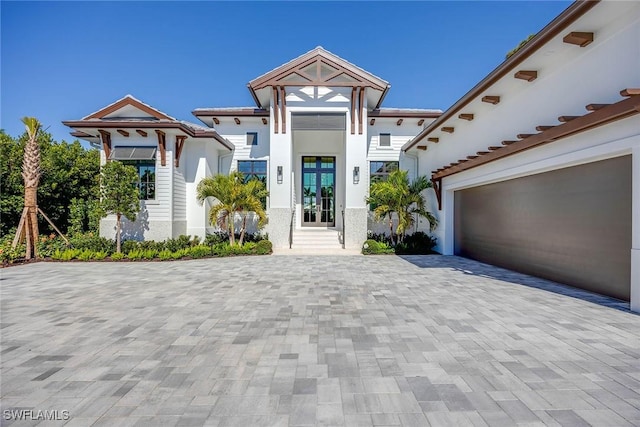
[237,178,268,246]
[12,117,42,259]
[367,170,437,245]
[197,171,243,245]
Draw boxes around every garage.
[454,155,632,301]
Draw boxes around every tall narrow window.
[122,160,156,200]
[379,133,391,147]
[238,160,267,207]
[246,132,258,146]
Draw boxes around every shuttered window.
[291,113,346,130]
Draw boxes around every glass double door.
[302,156,335,227]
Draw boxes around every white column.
[630,145,640,312]
[441,187,455,255]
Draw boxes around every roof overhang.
[403,0,600,152]
[247,47,391,109]
[63,120,233,151]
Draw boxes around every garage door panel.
[454,155,632,301]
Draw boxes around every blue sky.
[1,1,571,143]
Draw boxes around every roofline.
[62,120,233,151]
[192,108,270,117]
[403,0,600,152]
[369,110,442,119]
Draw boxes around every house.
[63,47,441,250]
[65,1,639,308]
[402,0,640,309]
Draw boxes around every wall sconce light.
[353,166,360,184]
[277,166,283,184]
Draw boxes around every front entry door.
[302,156,335,227]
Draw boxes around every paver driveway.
[2,255,640,427]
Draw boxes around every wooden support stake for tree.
[38,208,70,245]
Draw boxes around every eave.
[403,0,600,152]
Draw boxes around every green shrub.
[395,232,438,255]
[362,239,394,255]
[1,241,24,263]
[212,243,231,257]
[69,233,115,254]
[158,249,173,261]
[122,240,140,254]
[77,249,94,261]
[204,232,228,246]
[110,252,124,261]
[171,248,189,260]
[37,235,69,257]
[255,239,272,255]
[126,249,144,260]
[93,251,108,260]
[57,249,82,261]
[142,249,157,260]
[189,245,211,259]
[242,242,257,254]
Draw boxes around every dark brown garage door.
[454,155,632,301]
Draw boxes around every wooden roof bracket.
[98,130,112,160]
[358,87,365,134]
[174,135,187,167]
[431,177,442,211]
[280,86,286,134]
[155,130,167,166]
[273,87,279,134]
[350,87,356,135]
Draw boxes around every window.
[122,160,156,200]
[238,160,267,207]
[369,161,399,210]
[379,133,391,147]
[246,132,258,146]
[369,161,399,184]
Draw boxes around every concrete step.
[291,228,342,249]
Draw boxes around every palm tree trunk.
[116,212,122,253]
[228,216,235,246]
[389,215,395,246]
[239,214,247,246]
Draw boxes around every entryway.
[302,156,335,227]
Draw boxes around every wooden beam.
[417,119,425,126]
[396,118,403,126]
[234,117,241,125]
[174,135,187,167]
[350,87,356,135]
[620,88,640,97]
[280,86,286,134]
[482,95,500,105]
[585,103,609,111]
[501,140,517,146]
[370,118,375,125]
[558,115,579,123]
[358,87,365,134]
[213,118,220,125]
[514,70,538,82]
[428,137,439,143]
[477,151,489,155]
[431,178,442,211]
[98,130,111,160]
[416,146,427,151]
[467,155,478,160]
[261,118,268,125]
[458,113,474,121]
[441,127,454,133]
[155,130,166,166]
[136,129,148,137]
[450,162,459,167]
[535,125,554,131]
[517,133,534,139]
[488,146,502,151]
[432,95,640,180]
[117,129,129,137]
[273,86,279,134]
[563,31,594,47]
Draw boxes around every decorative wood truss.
[428,89,640,208]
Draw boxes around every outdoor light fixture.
[353,166,360,184]
[277,166,283,184]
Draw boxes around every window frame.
[237,160,268,207]
[379,133,391,148]
[246,132,258,146]
[121,159,157,201]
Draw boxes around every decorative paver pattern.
[2,255,640,426]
